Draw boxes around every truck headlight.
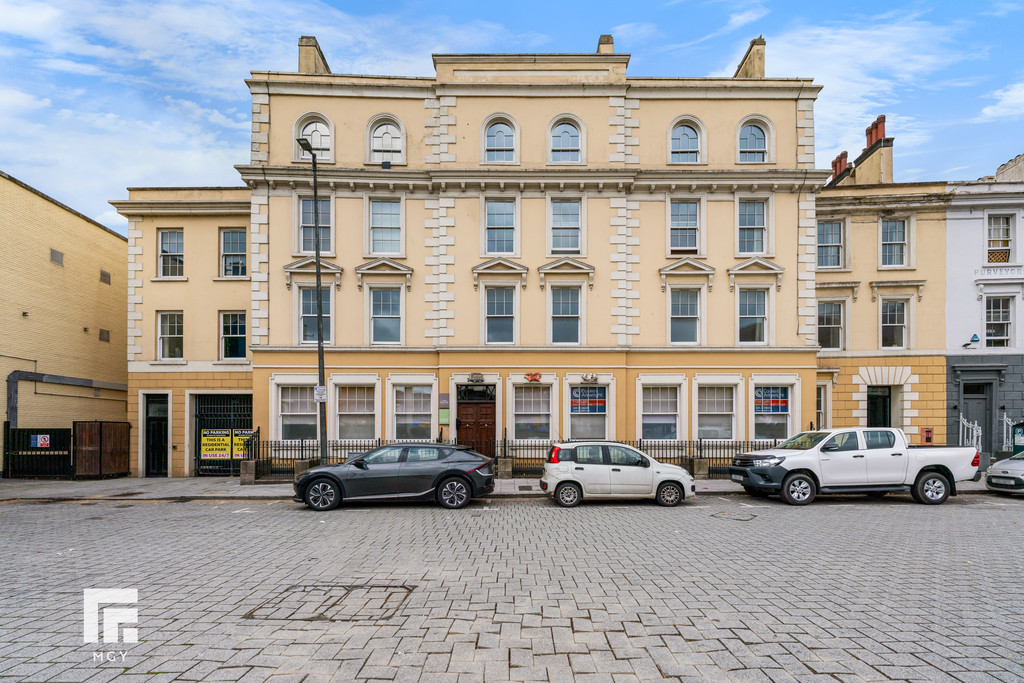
[753,457,784,467]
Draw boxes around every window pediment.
[471,257,528,290]
[870,279,925,302]
[355,257,413,291]
[283,257,343,290]
[728,257,784,291]
[659,257,715,291]
[538,257,594,289]
[816,280,861,302]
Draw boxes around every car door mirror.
[640,457,650,468]
[821,444,838,452]
[353,460,368,469]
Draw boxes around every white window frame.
[667,116,707,165]
[363,195,406,258]
[665,194,707,257]
[666,284,705,346]
[815,381,832,430]
[635,374,688,441]
[219,228,247,278]
[879,296,911,350]
[365,284,405,346]
[563,372,616,441]
[986,213,1016,264]
[736,286,773,346]
[816,298,847,351]
[735,115,776,164]
[693,374,744,440]
[219,311,246,361]
[547,282,586,346]
[157,228,184,279]
[157,311,184,360]
[748,375,801,442]
[480,195,521,257]
[364,114,406,165]
[480,114,519,165]
[328,375,380,441]
[506,374,559,442]
[985,295,1014,348]
[480,282,519,345]
[293,284,334,346]
[816,219,845,270]
[292,112,334,164]
[546,114,586,165]
[734,194,774,258]
[293,193,335,258]
[546,194,588,257]
[385,374,439,441]
[878,216,915,269]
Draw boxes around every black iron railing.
[242,433,777,480]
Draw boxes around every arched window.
[671,124,699,163]
[551,121,580,162]
[739,124,766,162]
[485,121,515,162]
[298,119,331,160]
[371,121,402,162]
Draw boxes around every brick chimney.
[298,36,331,74]
[597,34,614,54]
[734,36,766,78]
[837,115,893,185]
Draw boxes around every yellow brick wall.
[127,372,252,477]
[823,355,947,445]
[0,173,127,434]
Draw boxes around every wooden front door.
[457,401,496,458]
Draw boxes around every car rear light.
[549,447,560,464]
[972,451,980,467]
[468,459,492,474]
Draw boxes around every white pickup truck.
[728,428,980,505]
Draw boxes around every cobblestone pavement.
[1,493,1023,682]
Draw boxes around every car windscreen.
[1010,452,1024,460]
[775,432,830,450]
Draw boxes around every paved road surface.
[1,493,1022,681]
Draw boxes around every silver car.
[986,453,1024,494]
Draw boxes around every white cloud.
[977,80,1024,121]
[0,86,51,111]
[662,4,768,50]
[712,13,970,169]
[611,22,662,44]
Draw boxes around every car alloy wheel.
[305,478,340,511]
[781,473,815,505]
[657,482,682,507]
[438,477,470,509]
[915,471,949,505]
[556,482,581,507]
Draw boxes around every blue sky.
[1,0,1022,232]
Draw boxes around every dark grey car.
[293,443,495,510]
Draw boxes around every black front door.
[867,386,891,428]
[963,383,993,454]
[145,394,169,477]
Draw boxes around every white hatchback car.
[539,441,696,507]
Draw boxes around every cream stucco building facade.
[114,35,832,477]
[1,170,128,461]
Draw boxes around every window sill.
[370,342,403,347]
[667,161,708,166]
[364,161,407,167]
[878,265,915,271]
[735,160,774,165]
[735,253,775,259]
[547,161,586,166]
[152,359,187,365]
[363,253,406,259]
[480,161,520,166]
[668,252,704,259]
[214,359,250,365]
[984,262,1024,268]
[293,157,334,165]
[292,252,337,259]
[151,277,188,282]
[212,276,250,282]
[817,267,852,273]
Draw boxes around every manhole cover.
[711,511,756,522]
[245,584,414,622]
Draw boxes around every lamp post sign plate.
[314,386,327,403]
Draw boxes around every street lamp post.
[296,137,328,466]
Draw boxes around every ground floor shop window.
[697,386,734,439]
[514,385,551,439]
[338,386,374,439]
[570,386,606,439]
[395,385,431,440]
[641,387,678,439]
[280,386,316,440]
[753,386,789,439]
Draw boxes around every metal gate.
[194,394,252,475]
[3,422,73,478]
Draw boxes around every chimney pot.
[597,34,614,54]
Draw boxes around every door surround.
[449,372,503,441]
[137,390,171,478]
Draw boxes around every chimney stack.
[597,35,614,54]
[298,36,331,74]
[865,114,886,149]
[733,36,766,78]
